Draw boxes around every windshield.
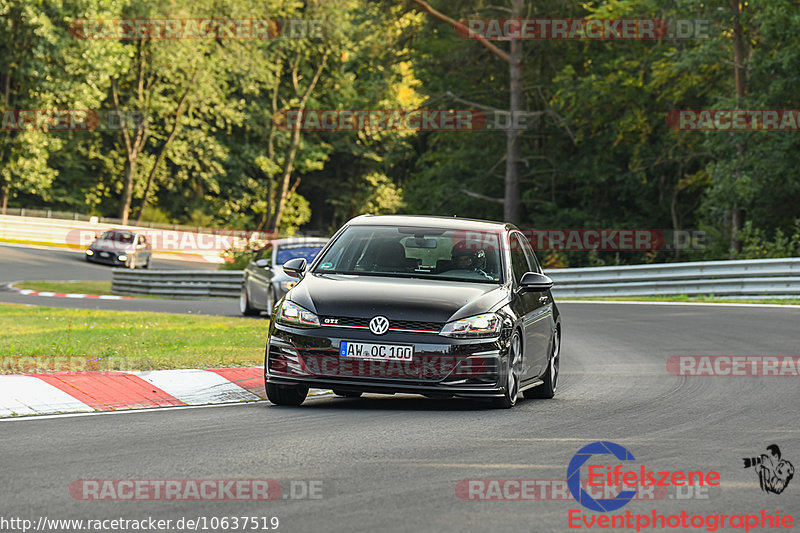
[276,245,324,265]
[99,231,134,244]
[313,225,503,284]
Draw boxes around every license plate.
[100,252,109,258]
[339,341,413,361]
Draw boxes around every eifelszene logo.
[567,441,721,512]
[567,441,638,512]
[742,444,794,494]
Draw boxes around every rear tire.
[240,282,259,316]
[333,389,362,398]
[524,327,559,399]
[266,382,308,406]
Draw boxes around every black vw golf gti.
[265,215,561,408]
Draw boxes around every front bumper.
[86,250,128,265]
[266,324,510,398]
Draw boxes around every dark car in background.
[265,215,561,409]
[85,229,152,269]
[240,237,330,316]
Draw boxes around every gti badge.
[369,316,390,335]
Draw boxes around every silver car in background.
[240,237,329,316]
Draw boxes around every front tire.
[240,282,259,316]
[493,331,522,409]
[266,382,308,406]
[524,326,560,399]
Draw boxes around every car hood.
[90,239,132,252]
[289,273,509,323]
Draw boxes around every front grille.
[320,316,443,333]
[297,351,480,381]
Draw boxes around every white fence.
[0,214,259,263]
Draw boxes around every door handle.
[539,296,549,304]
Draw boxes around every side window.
[519,234,542,273]
[509,234,531,285]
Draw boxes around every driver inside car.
[449,243,493,279]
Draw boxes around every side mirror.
[518,272,554,292]
[282,257,307,278]
[254,259,270,268]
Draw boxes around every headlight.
[118,254,128,261]
[277,301,320,328]
[280,281,297,292]
[85,249,94,256]
[439,313,502,338]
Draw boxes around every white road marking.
[0,376,93,417]
[124,369,260,405]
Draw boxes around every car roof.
[346,215,514,232]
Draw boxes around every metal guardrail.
[546,258,800,298]
[110,258,800,300]
[112,269,244,299]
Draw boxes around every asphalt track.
[2,301,798,532]
[0,243,240,316]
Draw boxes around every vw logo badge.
[369,316,390,335]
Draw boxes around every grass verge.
[0,303,268,373]
[561,295,800,305]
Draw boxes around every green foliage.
[280,193,312,237]
[3,0,799,267]
[736,220,800,259]
[138,205,171,224]
[218,248,257,271]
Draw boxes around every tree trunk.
[670,180,681,260]
[119,159,136,224]
[0,184,8,215]
[504,0,523,225]
[729,0,746,256]
[1,71,10,215]
[113,43,148,226]
[133,80,194,224]
[269,53,328,233]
